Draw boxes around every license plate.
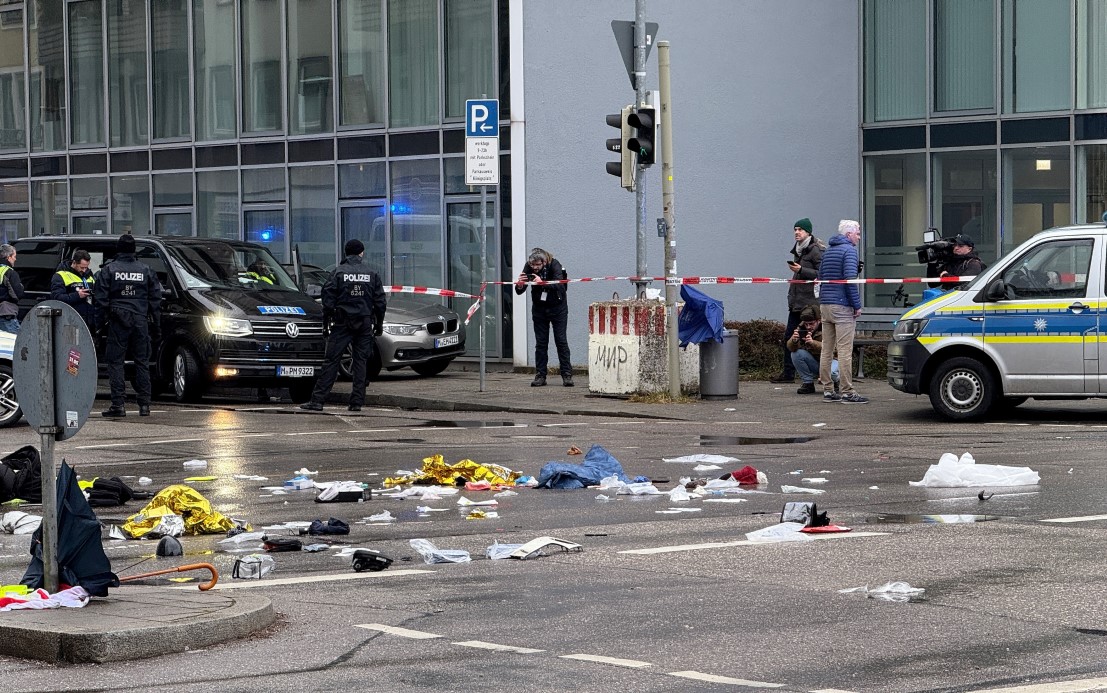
[435,335,459,348]
[277,366,314,377]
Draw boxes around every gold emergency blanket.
[385,455,520,487]
[120,484,235,538]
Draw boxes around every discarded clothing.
[0,446,42,504]
[308,518,350,536]
[120,485,235,538]
[385,455,520,487]
[724,465,766,485]
[78,476,139,507]
[1,511,40,535]
[909,452,1040,488]
[0,586,90,612]
[537,445,629,490]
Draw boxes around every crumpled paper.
[909,452,1040,488]
[121,484,236,538]
[384,454,519,487]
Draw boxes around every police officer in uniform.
[94,234,162,418]
[50,249,96,328]
[0,244,24,334]
[300,239,386,412]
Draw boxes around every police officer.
[0,244,24,334]
[300,239,386,412]
[50,249,96,328]
[94,234,162,418]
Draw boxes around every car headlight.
[204,315,253,337]
[383,323,419,336]
[892,318,928,341]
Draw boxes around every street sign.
[611,20,659,89]
[465,98,500,186]
[13,301,97,441]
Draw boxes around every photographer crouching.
[787,306,839,395]
[938,234,984,288]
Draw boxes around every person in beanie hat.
[94,234,162,417]
[939,233,985,289]
[300,238,386,412]
[786,305,839,394]
[771,218,825,383]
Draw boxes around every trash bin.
[699,329,739,400]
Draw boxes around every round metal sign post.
[12,301,98,592]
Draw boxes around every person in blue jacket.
[50,249,96,328]
[817,220,867,404]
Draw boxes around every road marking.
[927,491,1039,503]
[560,653,652,668]
[237,433,276,438]
[618,532,887,555]
[811,689,859,693]
[539,423,588,427]
[668,671,783,687]
[147,438,205,444]
[1041,514,1107,524]
[453,640,544,654]
[73,443,130,449]
[355,623,441,639]
[967,677,1107,692]
[284,431,337,436]
[170,569,432,590]
[348,428,400,433]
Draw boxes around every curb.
[0,588,275,664]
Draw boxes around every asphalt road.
[3,381,1107,692]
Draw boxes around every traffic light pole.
[659,41,679,401]
[633,0,648,295]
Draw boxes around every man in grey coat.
[771,218,825,383]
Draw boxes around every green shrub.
[725,319,889,381]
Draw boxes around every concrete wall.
[516,0,860,368]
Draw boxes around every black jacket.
[514,258,567,311]
[944,252,985,279]
[50,262,96,325]
[0,260,24,318]
[787,238,825,312]
[322,255,387,325]
[93,253,162,329]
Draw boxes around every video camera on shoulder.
[915,227,956,276]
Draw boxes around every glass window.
[0,7,26,152]
[341,204,387,275]
[154,172,193,206]
[0,218,28,244]
[243,168,287,203]
[443,157,468,193]
[245,208,287,261]
[935,0,995,112]
[155,212,192,236]
[112,175,151,236]
[390,158,441,287]
[863,154,927,307]
[1003,0,1070,113]
[243,0,284,133]
[108,0,148,147]
[1078,0,1107,109]
[31,180,67,234]
[338,0,385,127]
[448,200,497,356]
[863,0,925,122]
[29,0,66,152]
[71,177,107,210]
[0,181,28,211]
[152,0,191,139]
[388,0,438,128]
[1001,239,1092,300]
[69,0,105,146]
[445,0,494,119]
[288,0,333,135]
[339,161,386,198]
[1002,146,1070,253]
[291,165,335,267]
[933,151,997,264]
[193,0,235,141]
[1077,144,1107,224]
[197,169,238,238]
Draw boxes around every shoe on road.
[839,393,869,404]
[796,382,816,394]
[822,392,841,402]
[299,402,324,411]
[347,404,362,412]
[531,374,547,387]
[562,374,574,387]
[138,405,150,417]
[101,407,126,418]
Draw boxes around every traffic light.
[605,105,635,191]
[627,107,657,167]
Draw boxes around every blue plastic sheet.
[536,444,630,490]
[678,285,724,347]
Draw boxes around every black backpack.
[0,446,42,504]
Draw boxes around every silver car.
[286,265,466,379]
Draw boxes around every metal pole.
[659,41,679,401]
[35,306,58,593]
[633,0,648,295]
[479,184,488,392]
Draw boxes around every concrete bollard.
[587,299,699,395]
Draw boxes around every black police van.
[13,235,325,402]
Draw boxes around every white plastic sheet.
[410,538,471,564]
[1,511,41,534]
[909,452,1040,488]
[780,485,826,495]
[745,522,813,543]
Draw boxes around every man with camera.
[938,234,985,288]
[787,306,839,395]
[514,247,571,387]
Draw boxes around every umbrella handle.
[118,562,219,591]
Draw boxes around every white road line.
[1041,514,1107,524]
[355,623,441,639]
[73,443,130,449]
[927,492,1039,503]
[237,433,276,438]
[967,677,1107,692]
[453,640,544,654]
[147,438,205,444]
[284,431,337,436]
[668,671,784,687]
[559,654,652,669]
[179,409,209,412]
[169,569,432,590]
[811,689,860,693]
[348,428,400,433]
[539,423,588,427]
[618,532,887,555]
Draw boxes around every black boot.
[101,406,126,418]
[139,404,151,416]
[531,373,547,387]
[562,373,574,387]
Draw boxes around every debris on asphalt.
[507,536,582,559]
[219,531,266,545]
[597,476,661,495]
[121,485,236,538]
[0,585,90,612]
[692,463,721,471]
[232,554,274,579]
[138,477,152,485]
[364,510,395,523]
[746,522,814,543]
[233,474,269,481]
[802,477,828,484]
[183,460,207,469]
[702,478,766,494]
[108,525,126,540]
[486,541,522,559]
[0,445,43,504]
[415,505,448,514]
[537,445,631,490]
[284,476,314,491]
[595,494,612,501]
[314,481,366,503]
[294,468,319,477]
[410,538,471,564]
[869,486,879,490]
[724,465,767,485]
[302,544,329,552]
[307,518,350,535]
[465,480,492,491]
[781,485,825,495]
[78,476,147,507]
[978,491,993,501]
[457,497,497,506]
[183,476,217,483]
[263,536,302,552]
[781,501,829,527]
[839,581,924,602]
[1,510,40,534]
[703,498,748,503]
[909,452,1040,488]
[352,549,392,572]
[383,485,459,500]
[385,455,520,487]
[493,489,518,498]
[155,536,183,557]
[656,507,702,514]
[465,509,490,519]
[662,453,738,465]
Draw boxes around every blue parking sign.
[465,99,499,138]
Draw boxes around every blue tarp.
[678,285,724,347]
[536,444,630,490]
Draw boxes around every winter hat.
[344,239,365,256]
[794,218,813,234]
[117,234,136,254]
[954,233,974,248]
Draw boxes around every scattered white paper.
[781,485,825,495]
[493,489,518,498]
[293,468,318,477]
[365,511,395,522]
[746,522,813,543]
[233,474,269,481]
[789,470,803,475]
[183,459,207,469]
[138,477,152,486]
[218,532,266,544]
[595,494,612,501]
[415,506,448,513]
[801,477,828,484]
[869,486,880,490]
[703,498,748,503]
[457,497,498,506]
[656,507,701,514]
[723,407,736,412]
[909,452,1040,488]
[662,454,739,465]
[692,464,722,472]
[813,423,827,428]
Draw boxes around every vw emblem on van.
[285,322,300,338]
